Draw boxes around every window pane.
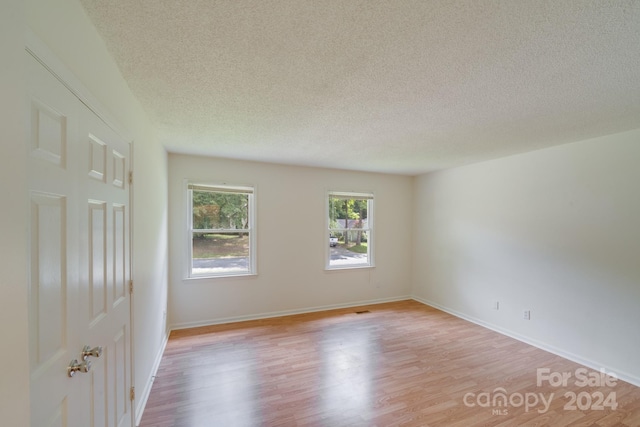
[328,197,368,229]
[329,230,369,267]
[192,191,249,230]
[192,232,249,275]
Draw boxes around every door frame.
[26,29,136,426]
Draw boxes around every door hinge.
[130,386,135,401]
[128,171,133,185]
[129,280,133,294]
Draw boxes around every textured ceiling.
[79,0,640,175]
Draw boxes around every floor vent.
[355,310,371,314]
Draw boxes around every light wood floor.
[139,300,640,426]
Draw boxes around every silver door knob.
[82,345,103,360]
[67,359,91,377]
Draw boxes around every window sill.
[325,264,375,272]
[184,272,258,281]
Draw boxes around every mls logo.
[492,409,509,416]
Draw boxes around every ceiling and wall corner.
[78,0,640,175]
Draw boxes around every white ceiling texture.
[79,0,640,175]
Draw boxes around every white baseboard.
[170,295,412,331]
[135,330,169,427]
[411,296,640,388]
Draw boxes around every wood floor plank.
[139,300,640,426]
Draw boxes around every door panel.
[30,193,67,367]
[89,200,107,323]
[29,97,67,168]
[113,204,127,303]
[27,50,132,427]
[90,351,108,426]
[114,327,128,426]
[78,100,132,427]
[27,51,83,427]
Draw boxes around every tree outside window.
[328,192,373,269]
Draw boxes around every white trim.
[183,272,258,282]
[170,295,411,330]
[188,183,253,194]
[328,191,374,200]
[185,181,257,279]
[326,190,375,270]
[134,331,169,427]
[410,296,640,388]
[324,264,375,271]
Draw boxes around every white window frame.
[186,182,257,279]
[326,191,375,270]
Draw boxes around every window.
[187,183,255,278]
[327,191,374,269]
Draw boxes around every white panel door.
[27,50,85,427]
[78,101,132,427]
[27,51,133,427]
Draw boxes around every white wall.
[413,129,640,385]
[0,0,30,425]
[169,154,413,327]
[25,0,169,421]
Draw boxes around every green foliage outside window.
[192,191,249,234]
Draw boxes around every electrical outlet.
[523,310,531,320]
[493,301,499,310]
